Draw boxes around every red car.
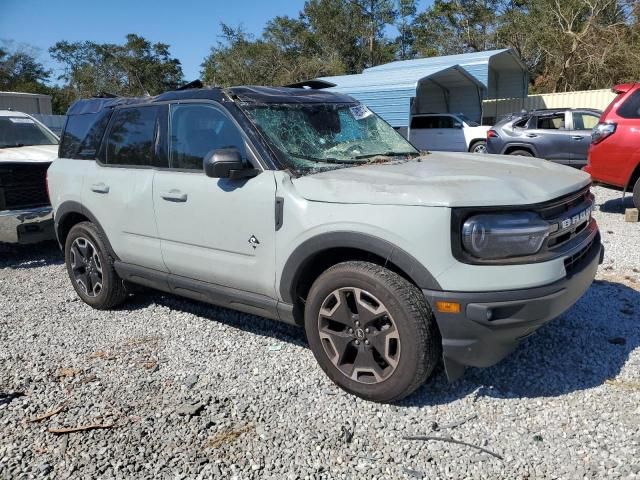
[584,83,640,208]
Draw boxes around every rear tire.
[633,177,640,210]
[509,149,533,157]
[469,140,487,154]
[64,222,127,310]
[304,261,440,403]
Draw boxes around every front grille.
[0,163,50,210]
[540,187,594,252]
[564,236,596,273]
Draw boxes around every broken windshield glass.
[242,103,418,175]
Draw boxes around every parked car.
[486,108,602,167]
[584,83,640,209]
[0,110,58,244]
[408,113,490,153]
[48,87,602,403]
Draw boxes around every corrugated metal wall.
[0,92,53,114]
[482,89,617,122]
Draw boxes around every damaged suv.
[47,86,602,402]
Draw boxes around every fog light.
[436,301,461,314]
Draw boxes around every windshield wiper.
[354,151,420,160]
[294,153,363,164]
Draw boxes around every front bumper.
[424,234,603,380]
[0,206,55,244]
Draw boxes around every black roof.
[66,85,355,115]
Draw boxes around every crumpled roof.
[227,86,356,104]
[66,85,355,115]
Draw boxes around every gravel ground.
[1,185,639,479]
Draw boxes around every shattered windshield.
[242,103,418,175]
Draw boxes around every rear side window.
[104,106,166,167]
[60,111,111,159]
[535,113,565,130]
[572,112,600,130]
[512,116,530,128]
[617,90,640,119]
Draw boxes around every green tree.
[0,43,51,93]
[395,0,417,59]
[49,34,184,100]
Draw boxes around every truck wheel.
[633,177,640,210]
[64,221,127,310]
[509,149,533,157]
[469,140,487,154]
[304,261,440,403]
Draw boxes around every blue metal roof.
[317,49,526,127]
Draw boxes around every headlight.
[462,212,550,259]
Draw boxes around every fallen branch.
[402,435,503,460]
[29,403,68,423]
[48,423,114,434]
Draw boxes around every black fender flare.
[278,231,441,304]
[500,142,538,157]
[54,201,118,259]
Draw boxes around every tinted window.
[169,104,247,170]
[536,113,565,130]
[410,116,440,129]
[60,111,112,159]
[618,90,640,119]
[438,116,454,128]
[573,112,600,130]
[105,106,165,167]
[512,116,530,128]
[0,116,58,148]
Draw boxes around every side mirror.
[203,148,258,179]
[453,122,463,129]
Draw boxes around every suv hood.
[0,144,58,163]
[292,152,591,207]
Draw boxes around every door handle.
[525,133,538,138]
[90,183,110,194]
[572,136,584,140]
[160,190,188,202]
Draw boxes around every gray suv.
[47,86,602,403]
[486,108,601,167]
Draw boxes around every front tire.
[509,149,533,157]
[64,222,127,309]
[304,261,440,403]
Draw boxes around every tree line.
[2,0,639,114]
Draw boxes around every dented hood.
[0,144,58,163]
[292,152,592,207]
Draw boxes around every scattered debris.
[341,422,355,444]
[432,413,478,431]
[533,434,543,442]
[205,424,253,449]
[183,375,199,389]
[403,435,503,460]
[29,403,68,423]
[176,401,205,417]
[57,368,80,378]
[0,391,25,406]
[48,423,115,434]
[89,350,116,360]
[624,208,639,223]
[607,337,627,346]
[606,379,640,391]
[402,466,425,478]
[267,344,283,352]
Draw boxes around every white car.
[409,113,491,153]
[48,87,601,402]
[0,110,58,244]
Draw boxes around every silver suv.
[47,86,603,402]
